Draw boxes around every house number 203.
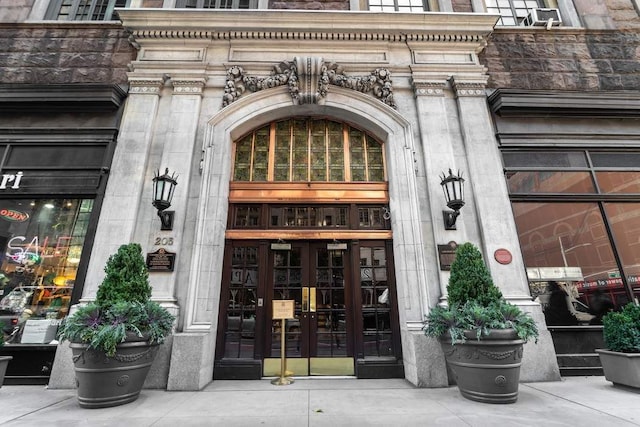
[155,237,174,246]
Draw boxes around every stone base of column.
[167,331,215,391]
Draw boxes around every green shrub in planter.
[446,242,503,307]
[602,303,640,353]
[424,242,538,344]
[58,243,174,357]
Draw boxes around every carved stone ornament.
[222,57,396,109]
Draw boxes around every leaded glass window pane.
[232,119,385,183]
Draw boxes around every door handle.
[302,287,316,313]
[302,287,309,312]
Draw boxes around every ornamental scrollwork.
[222,57,396,109]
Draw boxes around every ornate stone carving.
[222,57,396,109]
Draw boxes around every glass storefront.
[0,198,93,345]
[505,151,640,327]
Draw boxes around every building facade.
[0,0,638,389]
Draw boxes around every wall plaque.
[146,248,176,272]
[438,241,458,271]
[494,248,513,265]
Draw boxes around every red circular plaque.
[494,248,512,265]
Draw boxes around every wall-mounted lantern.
[152,168,178,231]
[440,169,465,230]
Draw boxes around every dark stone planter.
[440,329,524,404]
[70,338,160,409]
[0,355,12,388]
[596,349,640,389]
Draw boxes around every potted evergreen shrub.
[596,302,640,389]
[0,322,12,388]
[58,243,174,408]
[424,242,538,404]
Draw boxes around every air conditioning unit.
[522,8,562,27]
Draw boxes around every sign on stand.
[271,300,295,385]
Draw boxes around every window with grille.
[368,0,429,12]
[486,0,546,26]
[46,0,128,21]
[176,0,257,8]
[232,118,386,183]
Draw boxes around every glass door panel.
[265,242,353,376]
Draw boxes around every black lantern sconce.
[440,169,465,230]
[152,168,178,231]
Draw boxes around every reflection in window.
[233,119,385,183]
[603,203,640,304]
[0,199,92,344]
[506,171,595,193]
[596,172,640,194]
[512,202,627,324]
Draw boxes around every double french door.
[215,238,402,379]
[264,242,353,376]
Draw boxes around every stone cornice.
[117,9,498,46]
[488,89,640,118]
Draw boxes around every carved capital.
[450,77,486,98]
[413,81,447,97]
[172,79,206,96]
[129,78,164,95]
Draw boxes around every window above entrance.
[232,119,386,183]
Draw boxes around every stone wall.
[606,0,640,29]
[269,0,349,9]
[0,24,136,85]
[480,29,640,90]
[0,0,35,22]
[451,0,473,13]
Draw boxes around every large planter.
[596,349,640,389]
[0,355,12,388]
[440,329,524,404]
[70,337,160,409]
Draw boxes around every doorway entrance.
[264,242,353,376]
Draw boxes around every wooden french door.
[264,241,354,376]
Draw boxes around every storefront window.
[0,198,92,345]
[505,150,640,328]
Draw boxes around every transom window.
[486,0,546,26]
[46,0,128,21]
[368,0,430,12]
[176,0,257,8]
[232,119,386,183]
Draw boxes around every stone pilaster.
[82,77,165,301]
[451,76,561,382]
[413,79,467,305]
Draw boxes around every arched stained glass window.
[232,118,386,182]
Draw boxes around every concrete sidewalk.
[0,376,638,426]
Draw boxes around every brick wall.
[0,25,136,85]
[480,29,640,90]
[269,0,349,10]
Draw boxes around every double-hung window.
[486,0,547,26]
[46,0,128,21]
[176,0,257,8]
[368,0,430,12]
